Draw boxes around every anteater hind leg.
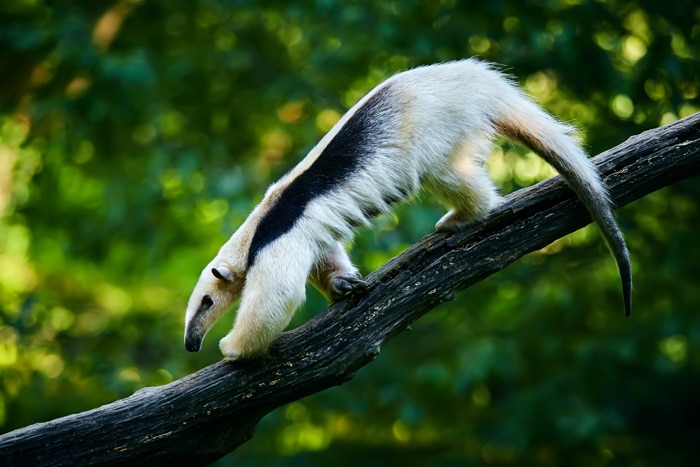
[428,140,503,232]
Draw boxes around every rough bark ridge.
[1,113,699,466]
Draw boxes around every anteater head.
[184,262,244,352]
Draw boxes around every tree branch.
[2,113,699,466]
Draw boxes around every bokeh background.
[1,0,699,465]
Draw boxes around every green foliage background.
[1,0,699,464]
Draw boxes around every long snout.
[184,325,204,352]
[185,336,202,352]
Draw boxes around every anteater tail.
[493,97,632,316]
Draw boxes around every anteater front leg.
[219,241,311,360]
[310,241,368,301]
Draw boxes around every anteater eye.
[201,295,213,308]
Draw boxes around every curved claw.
[330,274,369,300]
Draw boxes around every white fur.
[184,58,631,360]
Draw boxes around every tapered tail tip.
[622,268,632,317]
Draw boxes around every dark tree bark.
[1,113,699,466]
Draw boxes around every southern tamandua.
[184,59,632,360]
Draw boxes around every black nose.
[185,336,202,352]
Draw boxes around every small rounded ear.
[211,265,234,282]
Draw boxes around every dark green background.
[1,0,699,464]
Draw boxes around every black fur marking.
[361,205,382,219]
[382,192,403,206]
[248,86,395,268]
